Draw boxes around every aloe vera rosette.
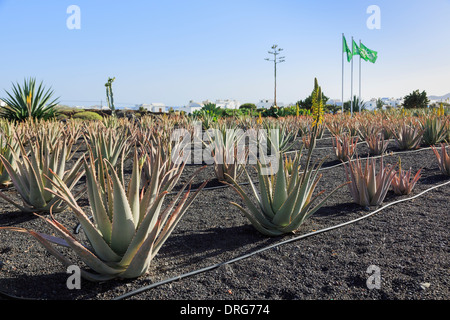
[226,149,346,236]
[0,133,84,213]
[343,156,396,207]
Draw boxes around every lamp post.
[265,45,285,108]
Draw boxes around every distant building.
[171,101,203,114]
[364,99,378,111]
[137,103,167,113]
[173,99,242,114]
[0,99,6,107]
[188,101,203,112]
[326,99,343,107]
[359,97,404,111]
[214,99,241,109]
[380,97,403,108]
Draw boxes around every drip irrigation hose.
[112,178,450,300]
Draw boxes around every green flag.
[359,42,378,63]
[343,35,352,62]
[352,39,360,56]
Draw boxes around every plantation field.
[0,112,448,301]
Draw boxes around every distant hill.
[429,93,450,101]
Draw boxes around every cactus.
[105,77,116,116]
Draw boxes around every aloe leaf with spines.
[0,146,207,281]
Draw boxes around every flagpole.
[359,39,362,113]
[341,33,344,114]
[350,36,354,117]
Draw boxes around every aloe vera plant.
[431,144,450,176]
[343,156,396,207]
[85,125,131,167]
[261,121,297,153]
[365,133,389,156]
[226,149,345,236]
[332,134,359,162]
[392,121,423,150]
[0,133,84,213]
[420,116,448,146]
[1,146,207,281]
[0,122,21,186]
[391,158,422,195]
[205,122,248,183]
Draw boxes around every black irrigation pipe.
[112,178,450,300]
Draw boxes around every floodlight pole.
[265,45,285,108]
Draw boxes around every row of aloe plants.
[0,100,448,282]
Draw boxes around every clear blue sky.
[1,0,449,107]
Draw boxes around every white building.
[361,97,404,110]
[214,99,241,109]
[200,99,242,109]
[381,97,403,108]
[364,99,378,111]
[172,101,203,114]
[136,103,167,113]
[0,99,6,107]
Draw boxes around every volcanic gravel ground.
[0,134,448,305]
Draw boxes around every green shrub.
[72,111,103,121]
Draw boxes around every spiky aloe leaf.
[105,160,137,256]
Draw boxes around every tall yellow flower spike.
[312,86,324,128]
[438,103,444,117]
[257,112,262,124]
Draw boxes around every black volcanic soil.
[0,134,448,306]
